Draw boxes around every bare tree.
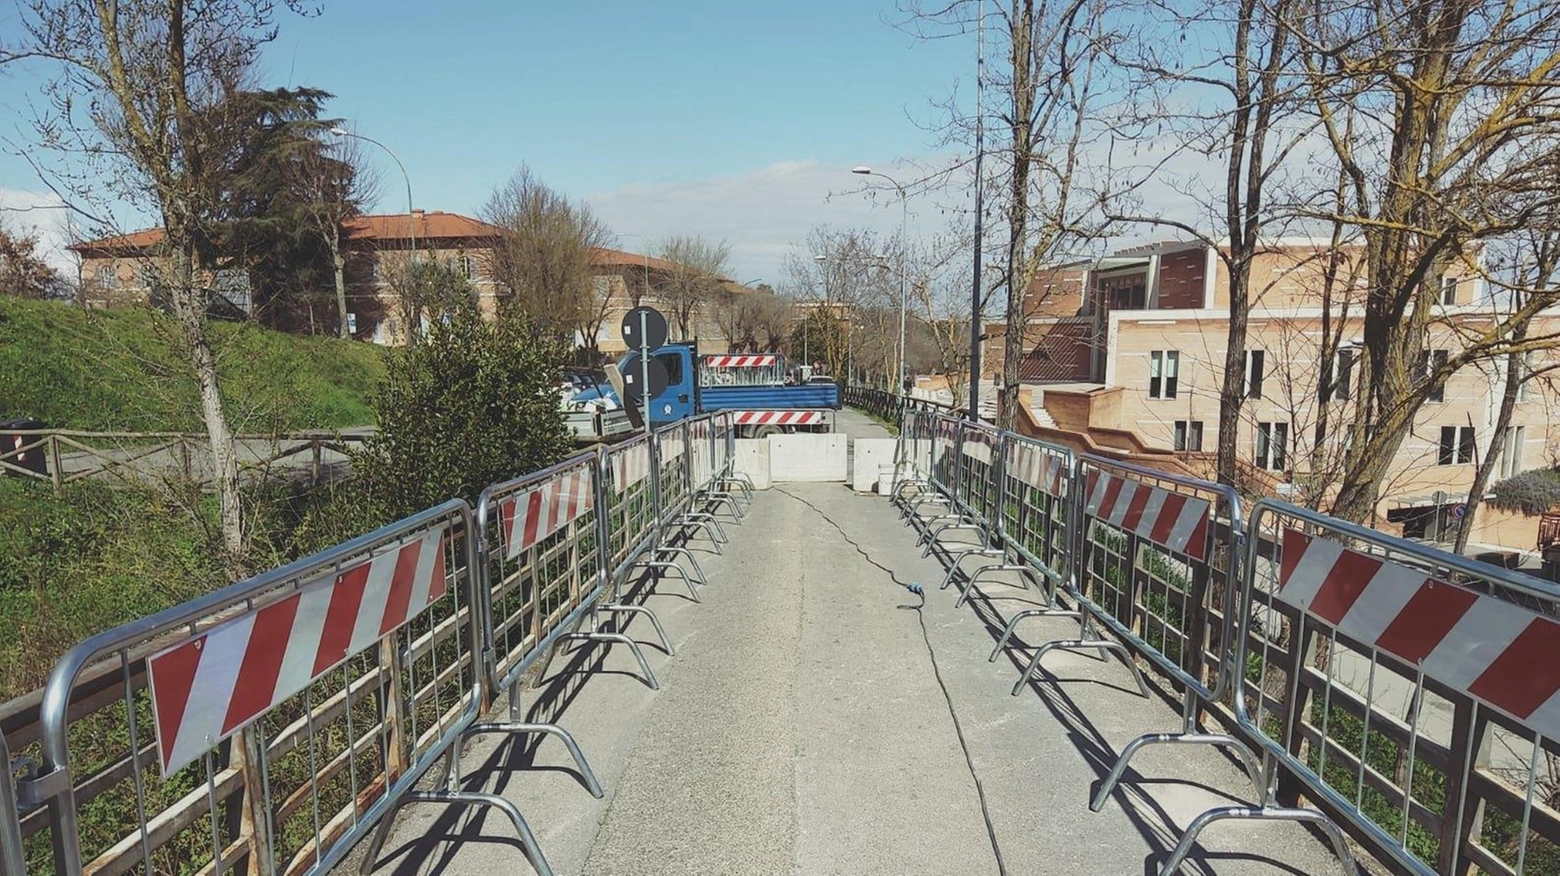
[1294,0,1560,523]
[749,288,794,352]
[784,226,888,378]
[482,166,614,341]
[10,0,313,564]
[287,130,378,338]
[658,235,731,339]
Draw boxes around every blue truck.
[570,343,840,439]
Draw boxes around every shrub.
[1488,467,1560,516]
[354,300,574,519]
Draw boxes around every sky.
[0,0,982,284]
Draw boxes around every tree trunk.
[1000,0,1035,433]
[1454,324,1527,553]
[332,239,349,338]
[1216,258,1249,487]
[170,242,244,567]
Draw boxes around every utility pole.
[967,0,986,421]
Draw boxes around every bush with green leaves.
[1488,467,1560,516]
[354,300,574,519]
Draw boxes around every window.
[1244,349,1266,400]
[1174,420,1204,452]
[96,265,115,288]
[458,252,478,279]
[1149,350,1179,399]
[1255,422,1289,471]
[1417,349,1449,402]
[1517,351,1535,403]
[1441,276,1458,305]
[1333,348,1354,400]
[1438,425,1476,465]
[1500,426,1526,478]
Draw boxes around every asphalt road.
[349,483,1351,876]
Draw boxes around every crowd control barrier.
[14,501,491,876]
[1,414,750,876]
[901,408,1560,876]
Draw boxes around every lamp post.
[852,166,909,398]
[330,127,415,262]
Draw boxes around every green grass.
[0,297,385,432]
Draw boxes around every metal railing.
[900,411,1560,876]
[0,412,747,876]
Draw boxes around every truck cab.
[577,343,840,436]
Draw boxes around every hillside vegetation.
[0,297,384,432]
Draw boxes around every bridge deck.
[349,482,1347,876]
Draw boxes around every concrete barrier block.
[768,434,848,482]
[734,439,771,489]
[852,438,898,492]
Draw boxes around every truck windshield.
[654,351,685,387]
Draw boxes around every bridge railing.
[900,410,1560,876]
[0,413,741,876]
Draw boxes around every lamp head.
[328,127,350,136]
[852,165,872,175]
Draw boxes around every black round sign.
[621,355,670,404]
[621,306,668,352]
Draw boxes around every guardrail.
[0,428,369,489]
[899,412,1560,876]
[0,412,742,876]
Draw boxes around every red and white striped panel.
[1084,470,1210,561]
[705,355,777,367]
[501,467,594,560]
[962,428,998,465]
[1009,442,1067,497]
[147,529,447,774]
[1278,528,1560,738]
[660,431,685,460]
[610,442,651,491]
[935,418,959,448]
[733,410,824,426]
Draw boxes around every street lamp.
[852,165,909,398]
[330,127,416,262]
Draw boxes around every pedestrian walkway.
[349,483,1346,876]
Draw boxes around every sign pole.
[640,310,653,437]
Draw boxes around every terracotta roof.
[341,211,502,242]
[590,247,680,273]
[69,228,167,254]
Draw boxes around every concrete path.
[350,484,1351,876]
[833,408,892,439]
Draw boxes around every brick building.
[984,238,1560,550]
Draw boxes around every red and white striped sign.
[501,467,594,559]
[1278,528,1560,738]
[1009,442,1067,497]
[705,355,777,367]
[935,418,959,448]
[147,529,448,775]
[1084,470,1210,560]
[733,410,824,426]
[962,428,998,464]
[610,441,651,491]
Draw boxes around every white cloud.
[584,159,950,289]
[0,188,78,278]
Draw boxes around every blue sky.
[0,0,980,283]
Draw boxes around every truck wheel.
[753,425,782,439]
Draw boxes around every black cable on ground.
[773,488,1010,876]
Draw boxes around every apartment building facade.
[989,238,1560,550]
[70,211,744,350]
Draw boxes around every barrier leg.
[955,564,1043,608]
[988,608,1087,661]
[603,603,674,654]
[1156,806,1357,876]
[1090,732,1264,813]
[702,492,744,522]
[563,631,660,689]
[939,547,1005,591]
[358,789,555,876]
[1010,639,1150,698]
[650,545,708,586]
[639,559,701,602]
[682,512,727,541]
[921,522,984,557]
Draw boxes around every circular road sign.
[1453,502,1467,520]
[621,306,669,353]
[621,355,670,404]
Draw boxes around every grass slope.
[0,297,385,432]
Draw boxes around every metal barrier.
[653,417,726,553]
[2,730,24,876]
[16,500,502,876]
[983,433,1079,649]
[603,430,705,605]
[1178,499,1560,876]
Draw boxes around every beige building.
[70,211,748,351]
[986,238,1560,551]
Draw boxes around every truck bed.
[700,384,839,410]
